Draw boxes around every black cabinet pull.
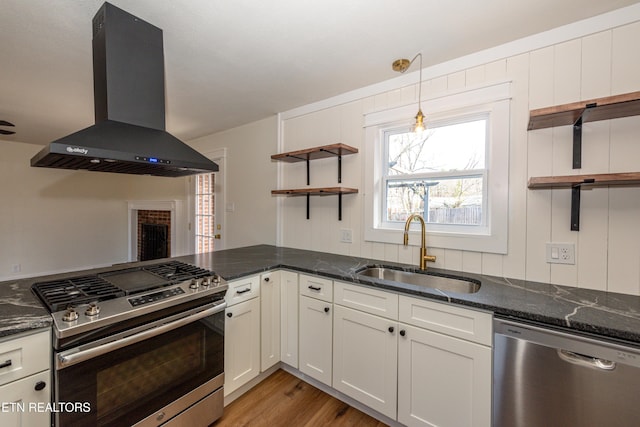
[388,326,395,333]
[0,360,11,369]
[236,288,251,294]
[34,381,46,391]
[400,330,406,337]
[226,312,233,318]
[324,307,330,313]
[264,277,270,282]
[308,285,322,291]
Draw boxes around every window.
[383,116,487,229]
[364,81,510,254]
[195,173,215,253]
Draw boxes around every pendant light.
[392,53,425,133]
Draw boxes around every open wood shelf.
[272,187,358,221]
[272,143,359,221]
[271,187,358,196]
[528,172,640,189]
[527,91,640,231]
[271,143,358,162]
[528,91,640,130]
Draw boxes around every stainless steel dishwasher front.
[493,318,640,427]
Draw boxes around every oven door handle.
[57,301,227,370]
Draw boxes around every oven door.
[54,301,226,427]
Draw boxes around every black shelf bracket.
[306,193,310,219]
[570,178,596,231]
[570,186,581,231]
[338,193,343,221]
[572,103,597,169]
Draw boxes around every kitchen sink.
[357,267,480,294]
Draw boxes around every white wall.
[278,19,640,295]
[0,140,190,280]
[189,116,278,249]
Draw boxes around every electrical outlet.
[12,264,21,273]
[546,243,575,265]
[340,229,353,243]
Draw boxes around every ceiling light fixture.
[392,53,424,133]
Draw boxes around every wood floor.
[214,369,388,427]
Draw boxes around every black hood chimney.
[30,2,218,177]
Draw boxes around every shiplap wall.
[280,21,640,295]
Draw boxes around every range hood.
[31,2,218,177]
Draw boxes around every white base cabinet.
[332,304,398,419]
[298,274,333,386]
[224,276,261,396]
[0,330,51,427]
[397,324,492,427]
[260,271,281,371]
[280,271,299,368]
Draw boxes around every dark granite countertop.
[2,244,640,345]
[178,245,640,345]
[0,280,52,339]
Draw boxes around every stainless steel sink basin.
[357,267,480,294]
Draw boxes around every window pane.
[386,176,483,225]
[195,173,215,254]
[387,119,486,175]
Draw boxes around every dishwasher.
[493,317,640,427]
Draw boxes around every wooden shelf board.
[528,91,640,130]
[271,187,358,196]
[528,172,640,189]
[271,143,358,163]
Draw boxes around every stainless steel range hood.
[31,2,218,177]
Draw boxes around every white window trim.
[363,81,511,254]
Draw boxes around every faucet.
[403,213,436,270]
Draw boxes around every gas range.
[31,260,227,344]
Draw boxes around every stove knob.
[85,303,100,317]
[62,307,79,322]
[212,275,221,286]
[202,276,212,287]
[190,278,200,289]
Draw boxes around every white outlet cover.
[545,243,575,265]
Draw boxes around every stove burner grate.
[32,275,125,312]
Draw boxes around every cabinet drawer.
[299,274,333,302]
[0,330,50,387]
[399,296,492,346]
[225,275,260,307]
[334,281,398,320]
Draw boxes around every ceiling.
[1,0,638,146]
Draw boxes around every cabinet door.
[398,324,492,427]
[280,271,299,368]
[0,370,50,427]
[224,297,260,396]
[333,305,397,419]
[298,296,332,386]
[260,271,281,371]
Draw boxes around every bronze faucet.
[403,214,436,270]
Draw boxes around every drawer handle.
[236,288,251,294]
[264,277,270,282]
[0,359,12,369]
[308,285,322,291]
[227,312,233,318]
[35,381,46,391]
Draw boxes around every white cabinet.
[279,270,299,368]
[224,275,260,396]
[260,271,281,371]
[398,295,492,427]
[298,277,333,386]
[0,329,51,427]
[332,304,398,419]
